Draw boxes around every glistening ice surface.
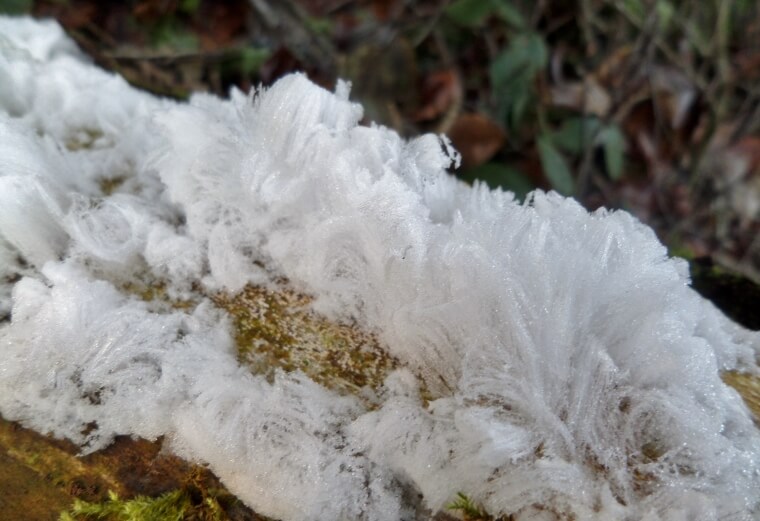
[1,16,760,521]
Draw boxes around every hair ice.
[1,16,760,521]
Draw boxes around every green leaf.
[445,0,498,26]
[685,20,711,55]
[598,125,626,180]
[151,22,198,52]
[238,47,271,76]
[621,0,646,23]
[737,0,755,14]
[446,0,525,28]
[494,1,527,28]
[461,163,534,201]
[489,50,521,92]
[490,33,547,91]
[508,81,531,130]
[490,33,547,130]
[550,117,602,155]
[537,136,574,195]
[656,0,675,31]
[179,0,200,14]
[305,16,333,36]
[0,0,32,14]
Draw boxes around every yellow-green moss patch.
[119,278,198,312]
[0,447,72,521]
[212,285,398,396]
[65,129,105,151]
[98,176,127,196]
[722,371,760,421]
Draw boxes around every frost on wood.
[1,16,760,521]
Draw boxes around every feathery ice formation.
[1,16,760,521]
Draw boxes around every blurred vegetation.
[3,0,760,297]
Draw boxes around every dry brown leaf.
[447,113,507,169]
[414,69,462,122]
[722,137,760,220]
[370,0,405,21]
[617,67,700,174]
[196,2,250,49]
[735,50,760,81]
[650,67,699,131]
[733,136,760,173]
[548,79,611,117]
[594,45,634,90]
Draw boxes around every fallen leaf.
[414,69,462,122]
[548,78,611,117]
[735,49,760,81]
[447,113,506,168]
[733,136,760,174]
[650,66,699,131]
[594,45,633,90]
[712,136,760,221]
[370,0,405,21]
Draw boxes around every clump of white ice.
[1,16,760,521]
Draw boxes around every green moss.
[98,176,127,196]
[60,489,191,521]
[58,465,256,521]
[119,279,197,311]
[447,492,512,521]
[65,129,105,151]
[0,448,72,520]
[0,417,123,503]
[1,417,262,521]
[211,285,398,397]
[119,272,427,400]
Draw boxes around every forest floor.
[3,0,759,324]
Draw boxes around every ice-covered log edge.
[1,16,760,521]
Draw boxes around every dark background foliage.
[3,0,760,326]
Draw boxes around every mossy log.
[0,415,264,521]
[2,280,759,521]
[0,281,401,521]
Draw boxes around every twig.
[433,28,454,67]
[578,2,658,197]
[579,0,597,56]
[713,251,760,287]
[575,122,603,199]
[68,26,196,99]
[611,2,658,105]
[715,0,733,85]
[411,0,449,48]
[713,0,734,122]
[730,87,760,144]
[686,103,717,189]
[248,0,336,75]
[607,0,706,91]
